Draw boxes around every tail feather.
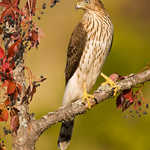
[58,120,74,150]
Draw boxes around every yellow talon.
[101,72,120,96]
[82,83,94,109]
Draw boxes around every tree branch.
[31,69,150,137]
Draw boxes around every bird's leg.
[82,82,94,109]
[101,72,120,96]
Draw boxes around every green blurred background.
[5,0,150,149]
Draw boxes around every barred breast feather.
[63,10,113,106]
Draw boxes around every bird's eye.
[85,0,89,3]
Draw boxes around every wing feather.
[65,23,87,84]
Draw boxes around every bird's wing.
[65,23,87,84]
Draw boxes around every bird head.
[76,0,104,11]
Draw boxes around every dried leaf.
[0,0,22,23]
[0,104,8,122]
[0,47,4,59]
[2,80,9,88]
[116,89,134,111]
[4,98,11,106]
[31,0,37,15]
[30,30,39,47]
[123,89,134,103]
[7,81,16,95]
[8,39,21,58]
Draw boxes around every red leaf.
[30,30,39,47]
[0,47,4,59]
[0,7,12,23]
[0,110,8,121]
[13,0,20,6]
[4,98,11,106]
[2,80,9,88]
[123,89,134,103]
[0,2,9,7]
[0,104,8,122]
[0,0,22,23]
[0,27,3,35]
[116,89,134,111]
[7,81,16,95]
[31,0,37,15]
[8,39,21,58]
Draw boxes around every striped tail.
[58,120,74,150]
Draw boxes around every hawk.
[58,0,114,149]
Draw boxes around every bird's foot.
[101,72,120,96]
[82,89,94,109]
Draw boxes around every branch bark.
[30,69,150,140]
[10,68,150,150]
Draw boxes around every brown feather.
[65,23,87,84]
